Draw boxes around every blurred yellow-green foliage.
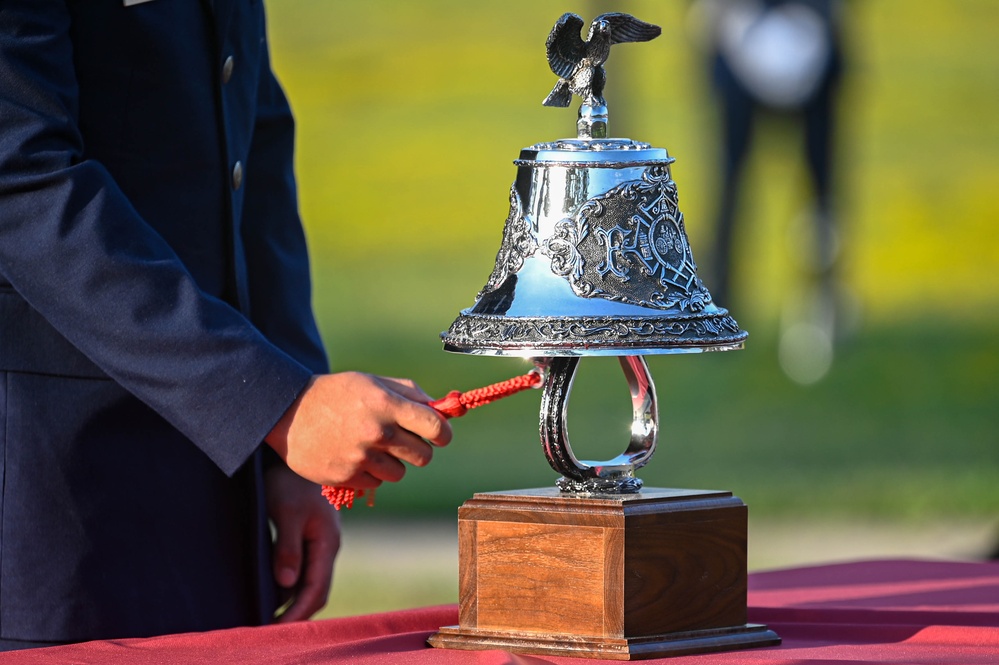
[264,1,999,520]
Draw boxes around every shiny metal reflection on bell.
[440,136,747,356]
[440,12,747,494]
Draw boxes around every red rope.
[321,370,543,509]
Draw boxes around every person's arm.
[0,1,311,474]
[0,2,452,485]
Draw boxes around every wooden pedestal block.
[428,487,780,660]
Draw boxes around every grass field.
[262,0,998,618]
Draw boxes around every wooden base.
[427,487,780,660]
[429,623,780,660]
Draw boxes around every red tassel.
[321,369,542,509]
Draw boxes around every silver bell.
[440,12,746,494]
[442,137,746,357]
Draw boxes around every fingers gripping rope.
[321,369,544,510]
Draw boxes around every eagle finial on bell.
[542,12,661,138]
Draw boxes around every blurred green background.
[264,0,998,611]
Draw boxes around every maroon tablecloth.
[2,559,997,664]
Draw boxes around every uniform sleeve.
[0,2,313,475]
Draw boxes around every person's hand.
[264,464,341,623]
[265,372,453,488]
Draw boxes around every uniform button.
[231,161,243,190]
[222,55,235,84]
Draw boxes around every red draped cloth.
[2,559,997,664]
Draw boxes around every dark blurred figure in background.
[689,0,847,383]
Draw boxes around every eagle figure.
[543,13,661,108]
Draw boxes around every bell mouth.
[441,309,747,357]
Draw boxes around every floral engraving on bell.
[443,312,745,352]
[477,185,537,300]
[543,166,712,312]
[527,138,653,152]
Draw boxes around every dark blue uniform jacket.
[0,0,328,644]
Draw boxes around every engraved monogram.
[542,166,712,312]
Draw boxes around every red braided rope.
[321,369,543,510]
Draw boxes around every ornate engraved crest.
[477,185,538,301]
[542,166,711,312]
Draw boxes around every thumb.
[273,516,305,589]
